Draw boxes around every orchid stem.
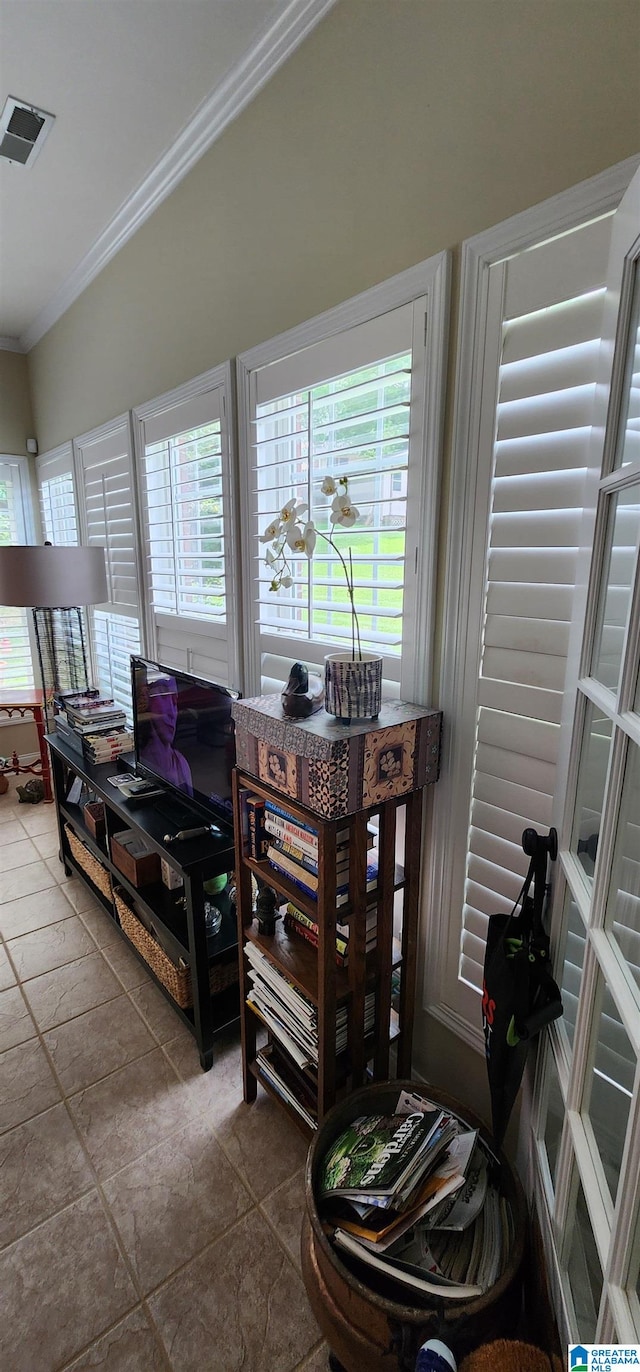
[316,529,362,662]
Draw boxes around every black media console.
[47,733,239,1070]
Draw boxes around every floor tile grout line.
[0,938,47,1051]
[125,1201,270,1307]
[54,1302,174,1372]
[258,1193,309,1280]
[22,985,136,1043]
[2,830,318,1366]
[294,1336,328,1370]
[3,918,301,1215]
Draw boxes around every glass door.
[535,168,640,1343]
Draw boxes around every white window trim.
[235,252,450,701]
[132,362,243,692]
[426,155,640,1055]
[1,452,38,545]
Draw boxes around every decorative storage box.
[111,829,161,887]
[232,696,442,819]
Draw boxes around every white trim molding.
[423,155,640,1037]
[20,0,337,353]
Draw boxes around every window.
[431,159,639,1347]
[458,217,612,998]
[73,417,142,717]
[134,366,241,689]
[37,442,79,547]
[254,350,410,660]
[431,193,624,1039]
[0,458,34,691]
[237,255,449,700]
[144,418,225,621]
[91,610,141,719]
[534,165,640,1345]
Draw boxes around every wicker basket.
[64,823,112,899]
[113,886,238,1009]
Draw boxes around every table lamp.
[0,544,108,726]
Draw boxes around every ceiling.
[0,0,334,351]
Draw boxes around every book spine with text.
[245,795,268,859]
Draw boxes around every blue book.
[264,799,318,838]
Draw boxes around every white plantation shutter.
[91,610,141,720]
[0,459,34,691]
[248,305,417,691]
[74,417,142,716]
[460,217,613,994]
[36,443,78,547]
[135,370,239,689]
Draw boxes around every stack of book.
[320,1090,513,1300]
[252,797,378,909]
[55,694,133,763]
[284,901,377,967]
[245,940,374,1084]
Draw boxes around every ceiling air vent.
[0,96,55,168]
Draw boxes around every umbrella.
[482,827,563,1148]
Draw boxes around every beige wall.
[0,351,34,455]
[29,0,640,451]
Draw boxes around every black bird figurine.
[281,662,324,719]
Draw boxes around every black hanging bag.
[482,827,563,1148]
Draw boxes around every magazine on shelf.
[244,944,316,1022]
[256,1046,316,1129]
[256,1045,317,1126]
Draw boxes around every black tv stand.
[46,733,238,1071]
[152,793,224,837]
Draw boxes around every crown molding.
[20,0,337,353]
[0,335,26,353]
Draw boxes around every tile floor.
[0,779,329,1372]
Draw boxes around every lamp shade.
[0,545,108,608]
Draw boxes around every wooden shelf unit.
[47,733,239,1070]
[233,766,425,1134]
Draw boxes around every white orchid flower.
[280,575,293,588]
[260,518,282,543]
[280,498,307,525]
[265,547,277,566]
[286,521,316,556]
[302,522,317,556]
[330,493,359,527]
[321,476,337,495]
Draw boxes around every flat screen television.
[131,656,238,830]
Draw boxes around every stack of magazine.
[245,942,374,1126]
[320,1090,513,1300]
